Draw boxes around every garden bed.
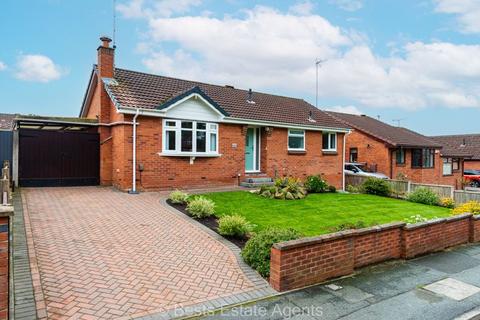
[166,199,249,248]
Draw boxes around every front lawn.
[200,191,451,236]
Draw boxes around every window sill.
[443,174,453,177]
[396,163,406,167]
[159,152,222,157]
[322,150,338,155]
[288,150,306,155]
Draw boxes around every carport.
[14,116,99,187]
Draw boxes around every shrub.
[406,187,439,206]
[404,214,436,224]
[304,175,328,193]
[440,197,455,209]
[218,215,253,238]
[346,185,361,193]
[241,227,301,277]
[258,177,307,200]
[452,201,480,215]
[186,196,215,218]
[168,189,189,204]
[362,177,391,197]
[328,185,337,193]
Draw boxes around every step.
[240,181,274,188]
[244,177,273,184]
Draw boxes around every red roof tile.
[104,68,348,130]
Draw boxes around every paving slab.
[423,278,480,301]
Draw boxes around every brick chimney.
[97,36,114,78]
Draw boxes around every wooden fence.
[454,190,480,205]
[345,174,454,199]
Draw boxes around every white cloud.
[289,1,314,16]
[117,0,202,19]
[15,54,63,83]
[124,3,480,110]
[329,0,363,12]
[0,61,6,71]
[434,0,480,33]
[325,105,363,115]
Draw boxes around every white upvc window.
[162,119,219,155]
[322,132,337,151]
[288,129,305,150]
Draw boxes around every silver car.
[345,163,389,179]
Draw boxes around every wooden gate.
[19,129,99,187]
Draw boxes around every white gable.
[164,94,224,122]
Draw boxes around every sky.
[1,0,480,135]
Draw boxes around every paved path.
[20,187,272,319]
[204,244,480,320]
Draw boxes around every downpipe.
[128,108,140,194]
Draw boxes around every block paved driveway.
[21,187,271,319]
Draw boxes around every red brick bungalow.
[326,112,470,189]
[79,37,350,191]
[431,134,480,171]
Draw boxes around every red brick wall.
[344,130,463,189]
[262,128,344,189]
[107,120,345,191]
[344,130,391,176]
[0,217,9,320]
[465,160,480,171]
[391,149,463,189]
[271,214,477,292]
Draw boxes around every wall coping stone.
[403,213,472,230]
[273,221,406,251]
[471,214,480,221]
[0,205,14,217]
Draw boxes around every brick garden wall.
[270,213,478,292]
[0,213,12,320]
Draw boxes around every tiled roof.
[103,68,348,130]
[326,111,442,148]
[0,113,15,131]
[431,134,479,159]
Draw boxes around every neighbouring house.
[431,134,480,171]
[79,37,350,191]
[326,112,469,189]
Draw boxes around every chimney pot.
[100,36,112,48]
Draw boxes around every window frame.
[322,132,337,152]
[443,157,453,176]
[396,148,405,165]
[411,148,435,169]
[349,147,358,162]
[287,129,306,151]
[162,119,219,156]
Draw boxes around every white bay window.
[163,119,218,155]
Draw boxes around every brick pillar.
[0,207,13,320]
[97,36,115,186]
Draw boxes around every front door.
[245,128,260,172]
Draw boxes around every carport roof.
[15,115,98,131]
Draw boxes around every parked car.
[464,169,480,187]
[345,163,389,179]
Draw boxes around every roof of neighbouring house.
[326,111,442,149]
[97,67,349,130]
[431,134,480,159]
[0,113,15,131]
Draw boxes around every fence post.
[407,181,411,194]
